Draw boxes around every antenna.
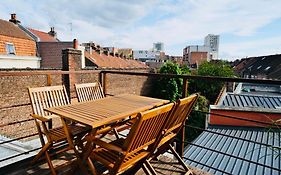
[69,22,73,39]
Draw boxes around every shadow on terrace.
[0,69,280,175]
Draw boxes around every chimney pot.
[11,14,16,20]
[48,27,57,38]
[9,13,20,24]
[73,39,78,49]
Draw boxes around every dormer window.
[6,43,16,55]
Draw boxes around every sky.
[1,0,281,60]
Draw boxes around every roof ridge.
[228,92,281,98]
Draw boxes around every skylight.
[264,66,271,71]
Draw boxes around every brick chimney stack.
[48,27,57,38]
[9,13,21,24]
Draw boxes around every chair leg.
[113,128,120,139]
[143,160,157,175]
[142,163,152,175]
[45,151,57,175]
[87,157,97,175]
[168,144,193,174]
[31,142,52,164]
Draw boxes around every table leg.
[83,129,98,175]
[61,118,89,175]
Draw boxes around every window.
[6,43,16,55]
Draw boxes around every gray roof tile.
[184,126,281,175]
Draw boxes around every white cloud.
[220,36,281,60]
[0,0,281,59]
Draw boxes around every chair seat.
[48,125,90,142]
[158,131,177,148]
[90,139,149,172]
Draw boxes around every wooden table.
[45,94,169,128]
[45,94,169,174]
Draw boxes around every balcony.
[0,70,280,174]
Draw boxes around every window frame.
[5,43,16,55]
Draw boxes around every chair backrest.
[28,85,70,117]
[165,93,199,134]
[75,82,105,102]
[123,102,175,154]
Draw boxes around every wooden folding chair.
[148,93,199,175]
[75,82,104,102]
[88,102,175,175]
[28,85,90,175]
[75,82,123,138]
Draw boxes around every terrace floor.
[2,151,210,175]
[1,131,211,175]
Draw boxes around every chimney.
[9,13,20,24]
[73,39,78,49]
[48,27,57,38]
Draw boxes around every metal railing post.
[102,71,107,95]
[47,74,52,86]
[176,78,188,157]
[98,71,103,86]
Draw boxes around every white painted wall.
[0,55,41,68]
[78,45,85,68]
[133,50,160,62]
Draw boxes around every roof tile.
[28,28,58,42]
[85,51,147,69]
[0,19,33,40]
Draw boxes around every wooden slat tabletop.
[45,94,169,128]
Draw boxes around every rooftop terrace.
[0,69,280,174]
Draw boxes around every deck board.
[2,133,210,175]
[2,152,211,175]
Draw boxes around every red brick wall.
[0,35,36,56]
[105,70,152,96]
[38,42,73,68]
[210,109,281,127]
[0,70,63,139]
[0,69,152,139]
[190,52,208,65]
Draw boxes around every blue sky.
[1,0,281,60]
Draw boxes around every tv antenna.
[68,22,73,39]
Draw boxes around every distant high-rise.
[204,34,219,59]
[153,42,164,51]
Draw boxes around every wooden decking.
[2,151,210,175]
[1,133,210,175]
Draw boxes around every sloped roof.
[234,57,257,73]
[0,19,33,40]
[85,51,148,69]
[27,28,58,42]
[234,54,281,79]
[184,126,281,175]
[220,93,281,110]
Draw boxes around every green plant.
[189,61,235,104]
[185,95,209,142]
[153,61,186,101]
